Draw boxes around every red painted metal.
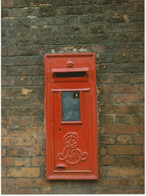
[45,53,98,180]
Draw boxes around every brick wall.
[2,0,144,194]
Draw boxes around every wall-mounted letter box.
[45,53,98,180]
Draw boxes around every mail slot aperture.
[45,53,98,180]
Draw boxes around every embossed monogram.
[58,132,87,165]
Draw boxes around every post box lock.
[45,53,98,180]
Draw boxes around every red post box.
[45,53,98,180]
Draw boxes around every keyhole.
[59,128,61,133]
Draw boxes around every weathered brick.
[32,157,45,166]
[99,114,115,125]
[107,188,144,194]
[15,158,31,167]
[2,167,6,177]
[101,104,139,114]
[118,177,135,187]
[2,148,6,157]
[99,146,107,155]
[134,135,144,144]
[114,156,133,166]
[115,94,131,104]
[135,176,144,186]
[99,156,114,166]
[2,0,14,8]
[139,104,144,114]
[134,155,144,166]
[2,137,15,147]
[40,187,51,194]
[116,135,133,144]
[108,166,143,177]
[7,147,40,157]
[33,178,51,187]
[98,94,114,104]
[6,127,37,136]
[2,178,16,188]
[107,145,141,155]
[104,125,139,134]
[6,188,40,194]
[7,168,40,177]
[2,157,14,167]
[131,74,144,83]
[100,135,115,144]
[15,137,32,146]
[131,94,144,103]
[17,178,33,188]
[102,84,138,94]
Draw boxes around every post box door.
[45,53,98,180]
[53,89,90,171]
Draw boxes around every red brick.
[103,84,138,94]
[108,166,143,177]
[134,155,144,166]
[99,114,114,125]
[101,104,138,114]
[100,156,114,166]
[100,135,115,144]
[107,145,141,155]
[115,156,133,166]
[7,168,40,177]
[7,147,40,157]
[7,127,36,136]
[99,167,107,177]
[2,178,16,188]
[135,176,144,186]
[32,157,45,166]
[38,126,45,135]
[104,125,139,134]
[142,145,144,154]
[134,135,144,144]
[99,126,104,135]
[2,157,14,167]
[2,137,15,146]
[15,137,32,146]
[33,178,51,187]
[32,136,45,146]
[99,146,107,155]
[1,88,7,97]
[115,94,130,104]
[93,188,107,194]
[115,114,132,124]
[2,0,14,7]
[40,188,51,194]
[139,104,144,113]
[118,177,135,187]
[116,135,133,144]
[17,179,33,188]
[15,158,31,167]
[2,148,6,156]
[2,167,6,177]
[139,84,144,93]
[2,117,13,127]
[131,94,144,103]
[96,177,117,187]
[6,188,40,194]
[107,188,144,194]
[1,127,6,136]
[14,116,32,126]
[131,74,144,83]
